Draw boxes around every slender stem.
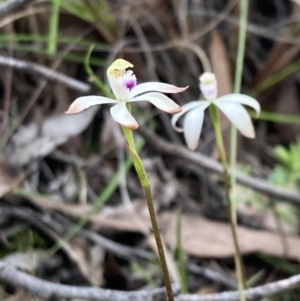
[233,0,248,94]
[79,48,173,298]
[230,0,249,220]
[209,105,246,301]
[228,0,249,298]
[122,110,174,301]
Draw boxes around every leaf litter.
[5,107,98,166]
[1,0,300,300]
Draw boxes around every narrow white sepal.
[110,102,139,130]
[130,92,182,114]
[183,106,206,150]
[171,100,208,132]
[129,82,187,98]
[215,101,255,138]
[66,96,117,114]
[217,94,261,117]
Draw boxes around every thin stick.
[0,0,36,18]
[122,123,174,301]
[138,127,300,206]
[230,0,249,216]
[0,55,91,93]
[0,260,178,301]
[2,259,300,301]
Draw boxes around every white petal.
[108,76,130,101]
[171,101,209,132]
[183,106,206,150]
[130,92,182,114]
[217,94,260,117]
[214,102,255,138]
[65,96,117,114]
[129,82,188,98]
[110,102,139,130]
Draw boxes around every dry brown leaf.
[20,193,92,216]
[5,107,97,166]
[162,212,300,260]
[0,160,23,197]
[20,195,300,261]
[210,30,232,97]
[64,240,100,285]
[87,209,300,261]
[209,29,233,153]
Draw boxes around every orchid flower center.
[107,58,137,91]
[199,72,218,100]
[121,70,137,90]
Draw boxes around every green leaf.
[274,145,291,166]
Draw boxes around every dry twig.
[1,260,300,301]
[0,261,179,301]
[138,127,300,206]
[0,55,91,93]
[0,0,36,18]
[0,205,154,261]
[176,273,300,301]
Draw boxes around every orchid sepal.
[171,72,261,150]
[130,92,182,114]
[66,58,186,130]
[130,82,188,98]
[65,96,117,114]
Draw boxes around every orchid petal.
[214,101,255,138]
[110,102,139,130]
[130,92,182,114]
[129,82,188,98]
[171,100,209,132]
[217,94,261,117]
[108,76,130,101]
[183,106,206,150]
[65,96,117,114]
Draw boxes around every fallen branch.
[176,273,300,301]
[138,126,300,206]
[0,0,36,18]
[1,260,300,301]
[0,55,91,94]
[0,261,179,301]
[0,205,155,262]
[0,205,248,288]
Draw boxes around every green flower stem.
[228,1,249,298]
[122,106,174,301]
[230,0,249,222]
[209,104,246,301]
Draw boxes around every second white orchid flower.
[66,59,187,130]
[172,72,261,150]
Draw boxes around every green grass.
[0,33,108,66]
[250,110,300,124]
[251,59,300,98]
[48,0,62,55]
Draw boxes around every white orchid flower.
[66,59,187,130]
[171,72,261,150]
